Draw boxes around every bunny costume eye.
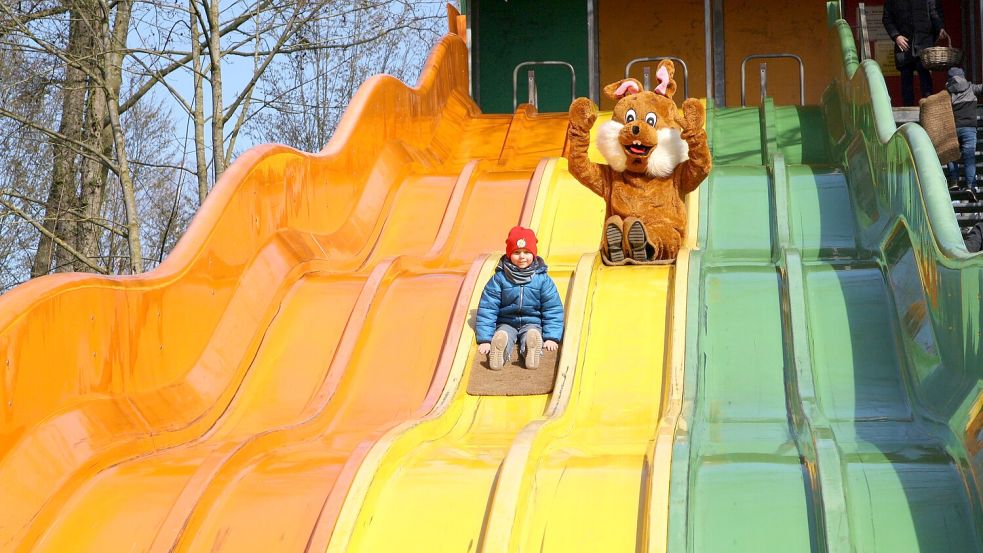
[625,109,636,123]
[645,113,657,126]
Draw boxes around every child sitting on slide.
[476,226,564,369]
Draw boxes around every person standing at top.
[883,0,949,106]
[945,67,983,191]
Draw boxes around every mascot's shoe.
[524,328,543,370]
[489,330,509,370]
[605,217,626,263]
[626,218,650,262]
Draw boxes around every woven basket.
[919,90,960,164]
[921,36,962,71]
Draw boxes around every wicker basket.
[921,36,962,71]
[919,90,960,165]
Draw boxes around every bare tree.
[0,0,451,290]
[247,1,448,152]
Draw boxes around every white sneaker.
[524,328,543,369]
[489,330,509,370]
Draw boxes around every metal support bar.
[978,0,983,84]
[511,60,577,111]
[712,0,725,107]
[587,0,600,104]
[527,70,538,109]
[759,63,768,104]
[858,3,871,61]
[973,0,981,84]
[624,57,690,98]
[740,53,806,106]
[643,66,651,91]
[705,0,713,101]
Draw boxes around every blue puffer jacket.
[475,256,564,344]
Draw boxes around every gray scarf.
[499,256,543,285]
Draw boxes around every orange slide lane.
[0,24,569,552]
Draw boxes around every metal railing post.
[740,53,806,106]
[624,56,690,98]
[705,0,713,102]
[511,61,577,111]
[759,63,768,104]
[527,70,538,109]
[858,3,871,61]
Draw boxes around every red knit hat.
[505,226,538,257]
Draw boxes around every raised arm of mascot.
[565,59,711,265]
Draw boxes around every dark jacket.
[947,75,983,128]
[475,256,564,344]
[965,223,983,253]
[883,0,944,66]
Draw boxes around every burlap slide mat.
[466,348,558,396]
[602,257,674,267]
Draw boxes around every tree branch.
[0,106,120,173]
[117,0,273,117]
[0,197,108,273]
[2,189,129,237]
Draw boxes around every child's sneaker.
[489,330,509,369]
[524,328,543,369]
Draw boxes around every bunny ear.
[603,78,644,100]
[654,59,678,98]
[615,81,640,97]
[654,66,671,95]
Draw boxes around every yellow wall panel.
[598,0,830,107]
[598,0,708,109]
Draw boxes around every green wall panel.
[472,0,589,114]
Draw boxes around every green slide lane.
[669,7,983,550]
[670,105,827,552]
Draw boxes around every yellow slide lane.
[482,264,672,552]
[479,153,700,553]
[325,156,605,553]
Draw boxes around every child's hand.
[544,340,559,351]
[478,343,490,355]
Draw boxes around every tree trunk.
[77,72,110,269]
[206,0,225,180]
[31,4,89,277]
[191,0,209,206]
[103,0,142,274]
[106,96,143,274]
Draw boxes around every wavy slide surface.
[322,112,694,553]
[15,5,978,552]
[0,31,578,551]
[668,10,983,552]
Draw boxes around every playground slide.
[0,31,575,551]
[324,111,694,552]
[474,168,696,553]
[668,10,983,552]
[323,158,605,553]
[7,4,980,553]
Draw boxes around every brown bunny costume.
[565,59,711,264]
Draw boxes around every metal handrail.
[624,57,690,98]
[759,63,768,104]
[858,2,871,61]
[511,61,577,111]
[740,53,805,106]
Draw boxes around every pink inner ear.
[615,81,640,98]
[655,66,670,95]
